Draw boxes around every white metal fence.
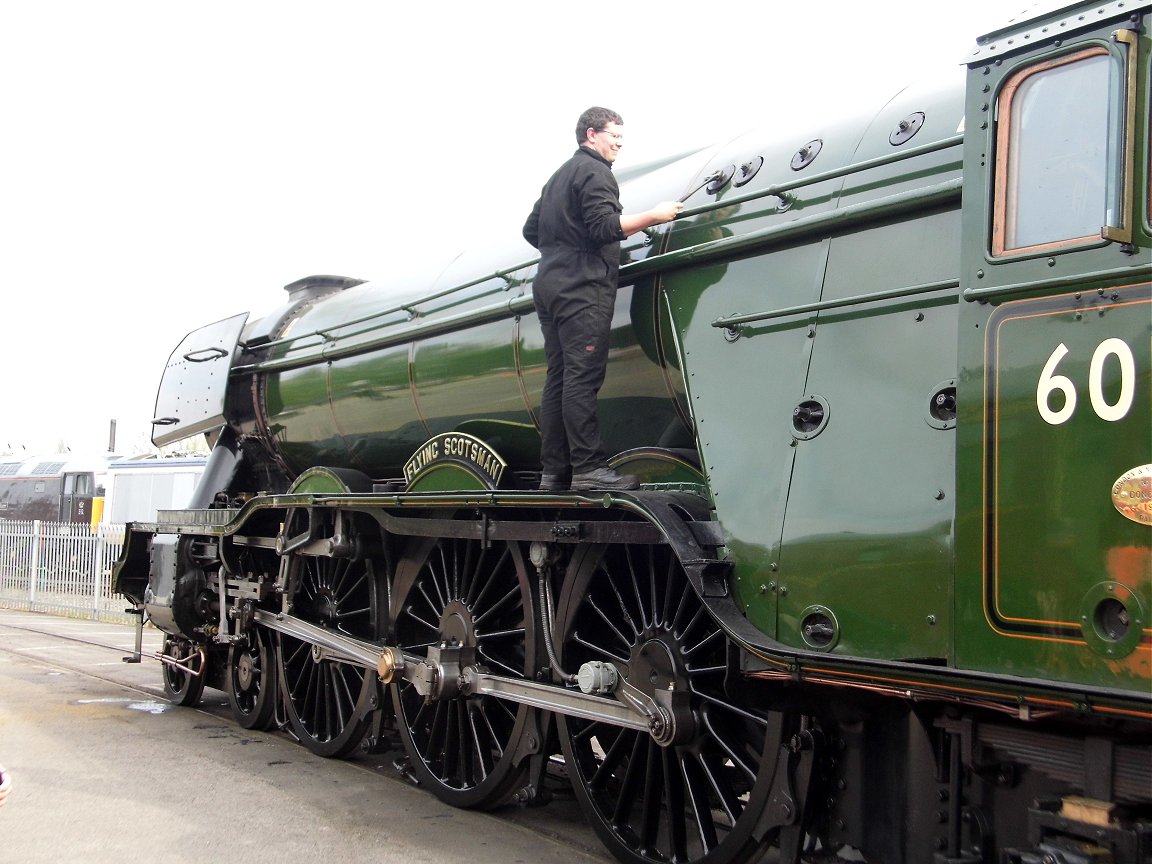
[0,520,130,623]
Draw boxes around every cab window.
[993,47,1120,256]
[63,473,93,496]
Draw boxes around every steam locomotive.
[113,3,1151,862]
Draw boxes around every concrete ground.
[0,607,609,864]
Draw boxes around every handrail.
[232,179,965,376]
[250,134,966,356]
[231,294,538,374]
[712,278,960,330]
[961,264,1150,302]
[630,178,963,279]
[678,133,964,219]
[253,259,539,352]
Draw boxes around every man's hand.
[620,200,685,236]
[649,200,684,224]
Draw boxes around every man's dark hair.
[576,106,623,144]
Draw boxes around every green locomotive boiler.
[115,2,1151,862]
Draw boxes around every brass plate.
[1112,464,1152,526]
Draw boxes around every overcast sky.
[1,0,1016,457]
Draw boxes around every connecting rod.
[251,609,655,734]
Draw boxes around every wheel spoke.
[587,594,634,654]
[573,629,629,664]
[476,646,524,678]
[693,750,742,829]
[683,625,725,659]
[643,546,660,633]
[472,583,521,627]
[664,746,693,859]
[639,738,662,852]
[590,724,632,788]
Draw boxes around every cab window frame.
[992,44,1123,258]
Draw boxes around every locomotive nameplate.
[1112,464,1152,526]
[403,432,506,489]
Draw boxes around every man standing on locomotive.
[523,106,683,492]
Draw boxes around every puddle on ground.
[75,697,133,704]
[74,697,173,714]
[126,700,171,714]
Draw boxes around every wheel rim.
[278,524,381,758]
[161,635,206,707]
[228,627,278,730]
[390,536,536,809]
[555,542,779,864]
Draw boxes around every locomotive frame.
[114,4,1150,863]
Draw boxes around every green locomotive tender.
[115,3,1151,862]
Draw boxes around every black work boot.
[570,467,640,491]
[538,473,569,492]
